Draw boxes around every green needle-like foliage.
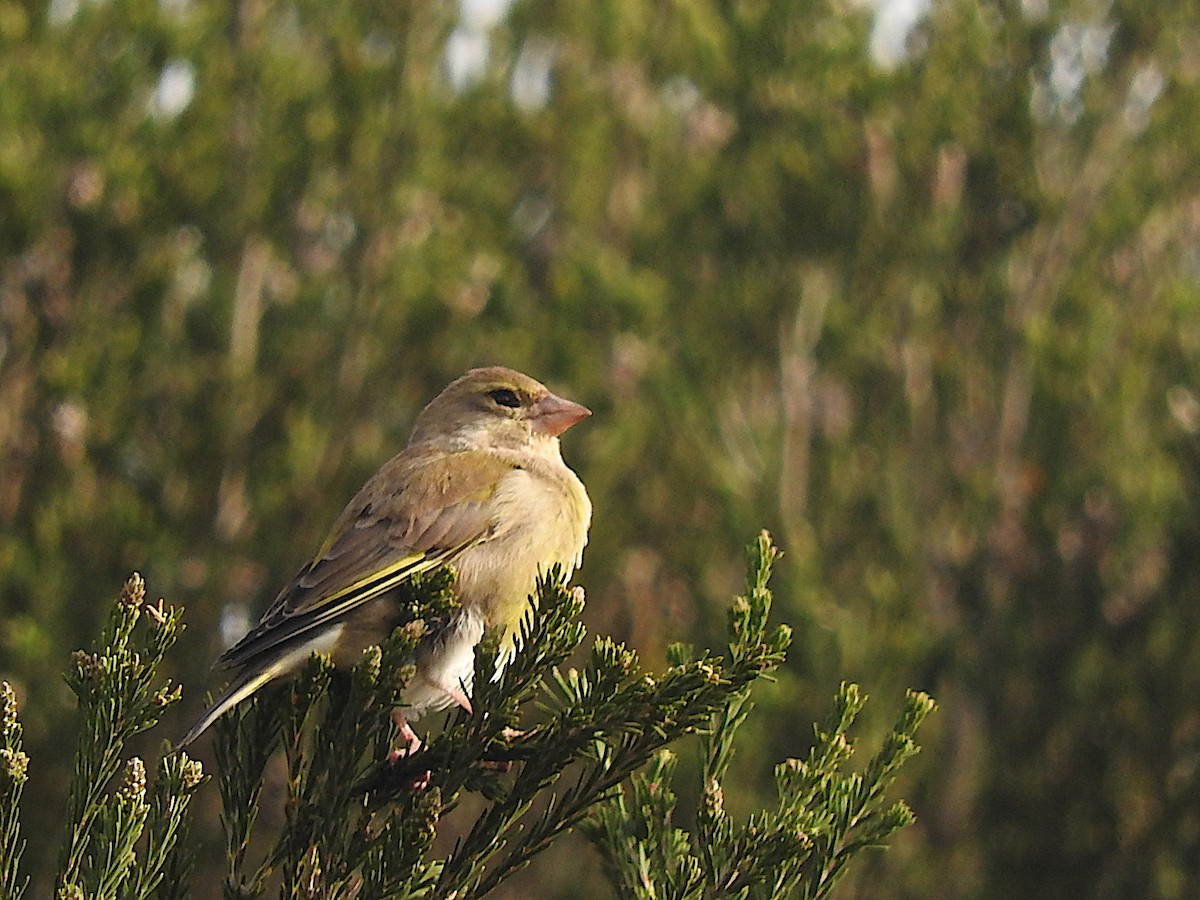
[49,574,205,900]
[0,681,29,900]
[584,538,936,900]
[212,568,456,899]
[0,536,931,898]
[208,538,798,899]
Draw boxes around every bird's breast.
[452,464,590,638]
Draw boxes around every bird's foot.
[390,709,424,758]
[378,709,432,790]
[402,768,432,791]
[474,726,530,772]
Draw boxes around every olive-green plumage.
[179,367,591,748]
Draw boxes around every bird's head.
[409,367,591,453]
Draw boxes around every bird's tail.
[174,656,293,750]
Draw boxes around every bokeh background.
[3,0,1200,896]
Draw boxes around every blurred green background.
[3,0,1200,896]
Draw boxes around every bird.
[178,366,591,750]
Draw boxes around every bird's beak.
[531,392,591,437]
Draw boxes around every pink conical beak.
[532,391,591,436]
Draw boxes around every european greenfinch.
[179,367,591,749]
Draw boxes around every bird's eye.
[489,388,521,408]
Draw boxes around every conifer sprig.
[54,574,204,899]
[0,680,29,900]
[584,538,936,900]
[3,536,930,899]
[212,568,460,898]
[203,534,809,900]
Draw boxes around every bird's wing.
[216,447,516,669]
